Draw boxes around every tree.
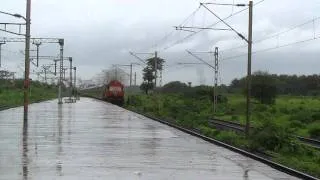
[161,81,188,93]
[140,55,165,94]
[0,70,14,80]
[140,82,154,94]
[140,67,154,94]
[229,78,246,93]
[251,71,277,104]
[229,73,320,96]
[146,56,165,86]
[146,57,165,72]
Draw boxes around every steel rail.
[77,95,319,180]
[209,119,320,150]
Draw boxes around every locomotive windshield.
[109,86,122,92]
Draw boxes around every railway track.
[209,118,320,149]
[0,105,11,111]
[131,110,318,180]
[82,94,320,150]
[81,96,318,179]
[209,118,246,133]
[296,136,320,149]
[81,94,320,150]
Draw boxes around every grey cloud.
[1,0,319,86]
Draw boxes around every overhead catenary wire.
[186,50,216,69]
[221,35,320,61]
[163,9,248,50]
[162,0,266,51]
[2,48,24,56]
[255,17,320,43]
[150,5,202,51]
[220,16,320,53]
[202,3,248,42]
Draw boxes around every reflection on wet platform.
[0,98,299,180]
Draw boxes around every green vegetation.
[230,73,320,96]
[0,79,58,108]
[80,86,104,98]
[125,82,320,177]
[140,56,165,94]
[81,72,320,177]
[250,71,277,104]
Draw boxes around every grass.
[125,92,320,178]
[80,87,320,177]
[0,80,58,107]
[126,93,320,136]
[211,94,320,138]
[80,87,104,98]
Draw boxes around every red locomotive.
[102,80,125,106]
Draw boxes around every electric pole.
[63,68,67,80]
[69,57,73,101]
[73,67,77,98]
[246,0,253,137]
[42,65,51,84]
[0,41,5,67]
[44,69,47,83]
[24,0,31,122]
[154,51,158,87]
[33,41,41,67]
[134,72,137,86]
[114,63,140,87]
[115,66,118,80]
[130,63,133,87]
[183,51,218,113]
[214,47,219,114]
[199,1,253,136]
[58,39,64,104]
[160,70,163,87]
[54,60,58,76]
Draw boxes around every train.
[102,80,125,106]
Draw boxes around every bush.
[215,131,239,145]
[249,120,293,151]
[309,124,320,138]
[128,95,143,106]
[279,107,289,114]
[199,125,219,137]
[270,106,277,114]
[161,81,189,93]
[311,112,320,121]
[15,79,24,89]
[275,154,320,177]
[253,111,273,123]
[290,120,305,128]
[254,104,269,112]
[211,94,228,104]
[176,114,196,128]
[231,115,238,121]
[251,72,277,105]
[290,111,314,123]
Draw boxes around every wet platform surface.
[0,98,299,180]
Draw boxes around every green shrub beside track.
[126,93,320,178]
[80,82,320,177]
[0,79,58,108]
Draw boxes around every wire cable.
[150,5,201,50]
[201,3,248,42]
[221,35,320,61]
[220,16,320,53]
[163,0,266,51]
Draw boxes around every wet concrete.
[0,98,299,180]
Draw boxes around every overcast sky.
[1,0,320,86]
